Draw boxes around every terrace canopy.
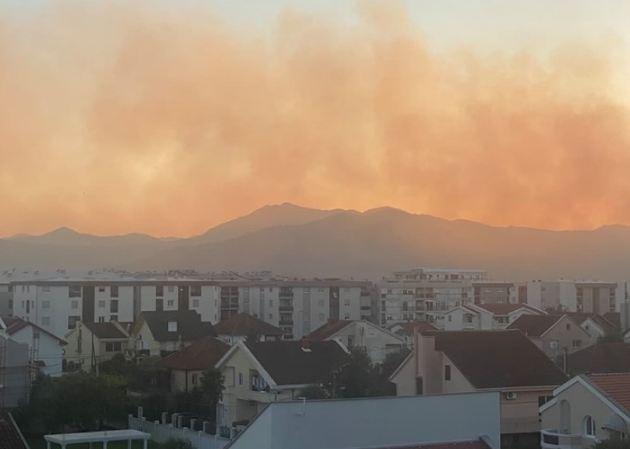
[44,429,150,449]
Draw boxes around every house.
[224,392,501,449]
[215,339,349,436]
[561,313,621,340]
[540,373,630,448]
[64,321,130,372]
[507,314,596,361]
[388,321,437,347]
[1,316,66,377]
[130,310,215,357]
[161,336,230,392]
[566,342,630,375]
[444,303,545,331]
[213,313,284,344]
[306,320,403,363]
[0,334,30,408]
[389,329,567,446]
[0,411,29,449]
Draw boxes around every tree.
[595,441,630,449]
[298,385,329,399]
[329,348,377,398]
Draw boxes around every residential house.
[306,319,403,363]
[213,313,284,344]
[64,321,130,372]
[0,333,30,408]
[540,373,630,448]
[388,321,437,347]
[225,392,501,449]
[562,313,621,340]
[566,342,630,375]
[161,336,230,392]
[0,411,29,449]
[130,310,215,357]
[1,316,66,377]
[389,329,567,446]
[444,303,545,331]
[215,339,349,436]
[507,315,596,362]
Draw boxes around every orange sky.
[1,1,630,237]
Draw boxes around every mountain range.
[2,202,630,280]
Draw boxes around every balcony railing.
[541,430,585,449]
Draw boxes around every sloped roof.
[0,412,28,449]
[83,322,128,340]
[214,313,283,337]
[568,342,630,374]
[244,340,349,386]
[435,330,567,388]
[474,303,540,315]
[2,316,66,344]
[587,373,630,414]
[306,320,353,340]
[506,314,562,337]
[603,312,621,329]
[389,321,437,336]
[139,310,215,342]
[161,336,230,371]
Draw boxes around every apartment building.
[216,280,371,339]
[10,279,221,339]
[378,268,487,327]
[526,280,618,314]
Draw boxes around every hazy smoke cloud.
[1,1,629,236]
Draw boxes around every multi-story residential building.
[472,282,515,305]
[526,280,619,314]
[10,278,221,339]
[0,283,11,317]
[216,280,370,339]
[390,329,567,447]
[378,268,486,327]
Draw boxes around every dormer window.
[168,321,177,332]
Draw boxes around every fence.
[129,412,229,449]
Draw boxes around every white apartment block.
[9,278,371,340]
[525,280,619,314]
[378,268,488,327]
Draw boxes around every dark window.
[156,285,164,297]
[110,299,119,313]
[190,285,202,297]
[105,342,113,352]
[444,364,451,381]
[110,315,118,322]
[68,315,80,329]
[110,285,119,297]
[113,342,122,351]
[69,285,82,298]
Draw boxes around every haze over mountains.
[2,203,630,280]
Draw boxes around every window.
[192,299,200,308]
[110,315,118,322]
[191,285,202,296]
[110,300,119,313]
[69,285,81,297]
[156,286,164,297]
[444,364,451,381]
[167,300,175,307]
[98,317,105,323]
[42,300,50,309]
[566,323,571,331]
[106,342,115,352]
[98,300,106,308]
[448,315,452,322]
[71,300,79,310]
[572,339,582,348]
[41,316,50,326]
[168,321,177,332]
[584,416,596,437]
[110,285,119,297]
[68,316,80,329]
[238,372,243,385]
[98,286,106,292]
[192,374,198,385]
[538,395,554,407]
[465,314,473,323]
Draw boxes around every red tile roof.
[435,330,567,388]
[2,316,66,344]
[588,373,630,414]
[214,313,284,337]
[306,320,353,340]
[161,336,230,371]
[370,440,490,449]
[506,314,562,337]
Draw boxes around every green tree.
[198,368,224,405]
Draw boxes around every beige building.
[540,373,630,449]
[389,329,567,446]
[507,315,596,362]
[215,339,348,438]
[64,321,129,372]
[306,319,403,363]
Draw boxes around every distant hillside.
[3,203,630,280]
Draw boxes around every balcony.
[541,430,586,449]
